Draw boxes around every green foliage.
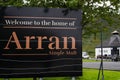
[0,0,24,6]
[0,0,120,55]
[80,69,120,80]
[0,0,120,35]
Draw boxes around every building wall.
[95,48,112,58]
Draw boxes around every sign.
[0,7,82,77]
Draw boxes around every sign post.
[39,78,43,80]
[71,77,76,80]
[4,78,9,80]
[0,7,82,78]
[33,78,37,80]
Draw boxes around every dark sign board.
[0,7,82,78]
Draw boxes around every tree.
[1,0,120,56]
[0,0,24,6]
[0,0,120,36]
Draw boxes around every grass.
[83,59,99,62]
[0,69,120,80]
[81,69,120,80]
[83,58,111,62]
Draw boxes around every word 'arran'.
[4,32,76,50]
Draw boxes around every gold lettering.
[48,36,61,49]
[69,37,76,49]
[37,36,47,49]
[62,37,76,49]
[4,32,76,50]
[24,36,35,49]
[62,37,69,49]
[4,32,22,49]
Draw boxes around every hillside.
[82,30,113,57]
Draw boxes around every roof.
[96,31,120,48]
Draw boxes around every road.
[83,62,120,71]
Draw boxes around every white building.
[95,30,120,59]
